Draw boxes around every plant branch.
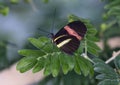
[84,36,87,55]
[29,0,38,12]
[105,50,120,64]
[81,53,94,63]
[81,36,94,63]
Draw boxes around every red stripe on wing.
[64,26,82,40]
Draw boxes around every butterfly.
[52,21,87,55]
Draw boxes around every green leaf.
[87,28,97,35]
[61,54,75,71]
[67,55,74,70]
[44,54,52,76]
[87,46,99,57]
[51,53,60,77]
[96,73,118,80]
[59,54,70,74]
[68,14,90,24]
[96,74,108,80]
[42,43,58,53]
[16,56,37,73]
[74,57,81,75]
[98,79,119,85]
[77,56,91,76]
[68,14,81,22]
[93,58,120,85]
[94,61,116,75]
[18,49,45,57]
[85,24,95,29]
[77,42,84,54]
[10,0,19,4]
[74,55,93,76]
[28,37,49,49]
[104,0,120,9]
[107,6,120,16]
[114,55,120,72]
[0,6,9,16]
[32,57,45,73]
[83,59,94,76]
[42,0,49,3]
[86,35,99,42]
[87,40,101,51]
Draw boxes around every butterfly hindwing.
[60,36,80,55]
[53,35,80,55]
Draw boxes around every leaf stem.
[82,36,94,63]
[105,50,120,64]
[81,53,94,63]
[85,36,87,55]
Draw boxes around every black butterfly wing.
[54,21,87,38]
[54,27,68,38]
[53,35,80,55]
[53,20,87,55]
[67,21,87,37]
[60,36,80,55]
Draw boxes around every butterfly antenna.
[50,8,56,34]
[50,8,57,52]
[38,28,51,34]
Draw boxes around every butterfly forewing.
[67,21,87,37]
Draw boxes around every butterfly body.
[52,21,87,55]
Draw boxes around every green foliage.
[17,15,100,77]
[38,71,98,85]
[17,36,95,77]
[18,49,45,57]
[10,0,19,4]
[33,57,45,73]
[74,56,94,76]
[94,58,120,85]
[0,4,9,16]
[114,55,120,74]
[16,56,37,73]
[100,0,120,36]
[104,0,120,18]
[95,0,120,84]
[42,0,49,3]
[99,0,120,64]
